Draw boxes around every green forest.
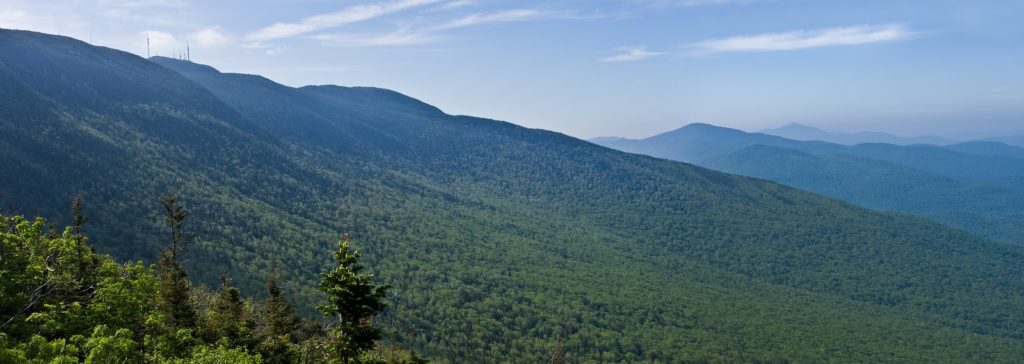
[3,29,1024,363]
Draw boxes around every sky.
[2,0,1023,139]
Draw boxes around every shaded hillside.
[4,29,1024,362]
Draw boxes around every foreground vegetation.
[0,197,417,364]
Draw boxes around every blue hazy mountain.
[593,123,1024,244]
[944,141,1024,158]
[763,122,956,145]
[5,29,1024,361]
[989,134,1024,147]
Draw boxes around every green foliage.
[83,325,139,364]
[153,196,199,356]
[0,213,418,363]
[204,276,256,349]
[319,237,390,364]
[3,29,1024,362]
[166,345,263,364]
[257,266,303,364]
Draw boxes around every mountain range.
[593,123,1024,245]
[989,134,1024,147]
[762,122,956,145]
[4,29,1024,362]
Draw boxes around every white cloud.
[0,9,71,36]
[0,9,35,29]
[637,0,756,7]
[265,47,285,56]
[603,46,664,62]
[432,9,544,30]
[433,0,478,11]
[690,24,915,55]
[307,7,561,48]
[244,0,440,43]
[310,26,439,47]
[98,0,190,26]
[98,0,188,9]
[144,30,182,57]
[190,26,232,47]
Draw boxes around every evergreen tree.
[205,275,254,348]
[70,196,89,241]
[68,196,99,298]
[155,195,197,332]
[318,234,390,364]
[263,262,300,339]
[259,263,302,364]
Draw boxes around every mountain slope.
[593,123,1024,244]
[4,29,1024,362]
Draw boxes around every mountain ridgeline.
[3,29,1024,362]
[762,122,955,145]
[594,123,1024,245]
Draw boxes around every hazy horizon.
[3,0,1022,139]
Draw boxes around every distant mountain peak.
[681,122,724,130]
[773,122,823,132]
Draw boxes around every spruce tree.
[155,195,197,331]
[69,196,89,242]
[259,263,302,364]
[206,275,253,348]
[318,234,390,364]
[67,195,99,299]
[263,262,300,339]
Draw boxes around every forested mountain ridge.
[593,123,1024,245]
[4,28,1024,362]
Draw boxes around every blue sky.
[2,0,1022,139]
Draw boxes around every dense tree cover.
[0,203,411,363]
[4,29,1024,362]
[593,123,1024,245]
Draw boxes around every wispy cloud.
[244,0,440,43]
[636,0,757,7]
[431,9,545,31]
[143,30,181,56]
[432,0,478,11]
[603,46,664,62]
[309,26,440,47]
[310,8,570,48]
[190,26,232,47]
[98,0,189,15]
[690,24,916,55]
[98,0,192,27]
[0,9,39,30]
